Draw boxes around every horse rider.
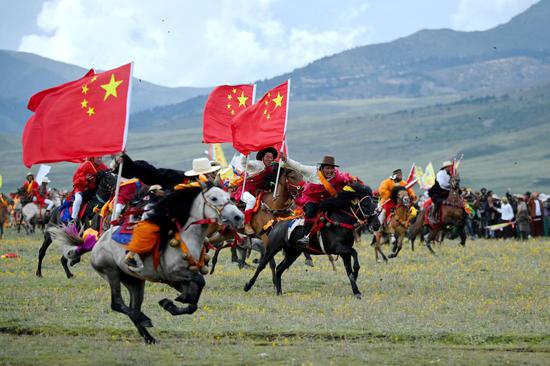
[231,147,279,234]
[37,177,55,214]
[428,161,453,222]
[280,152,358,246]
[114,154,220,190]
[377,169,417,225]
[118,156,221,268]
[20,172,39,204]
[71,157,108,223]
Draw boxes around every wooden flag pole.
[110,155,124,221]
[273,79,291,199]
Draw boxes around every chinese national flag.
[231,81,289,155]
[203,84,254,143]
[22,63,133,167]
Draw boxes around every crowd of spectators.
[460,189,549,240]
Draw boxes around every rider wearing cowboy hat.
[281,153,357,246]
[428,161,453,222]
[122,156,221,268]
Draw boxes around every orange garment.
[377,178,417,203]
[126,221,160,254]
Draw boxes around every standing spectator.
[516,196,530,241]
[495,197,514,240]
[527,192,545,237]
[542,195,550,236]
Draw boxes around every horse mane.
[318,183,372,212]
[148,186,203,228]
[390,186,407,202]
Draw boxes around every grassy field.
[1,230,550,365]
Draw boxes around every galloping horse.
[373,186,411,261]
[52,184,243,343]
[244,183,380,299]
[411,175,467,254]
[207,168,303,272]
[36,170,116,278]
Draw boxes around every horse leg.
[328,254,337,272]
[60,255,74,279]
[350,248,360,280]
[121,275,152,328]
[159,273,205,316]
[303,252,314,267]
[341,252,362,299]
[425,229,437,255]
[209,249,221,274]
[244,239,282,292]
[457,223,467,247]
[106,270,156,344]
[36,231,53,277]
[374,232,388,262]
[274,249,301,296]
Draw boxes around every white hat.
[184,158,221,177]
[26,172,34,177]
[441,161,453,169]
[42,177,50,183]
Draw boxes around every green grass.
[1,230,550,365]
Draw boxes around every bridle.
[347,195,377,225]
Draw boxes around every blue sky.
[0,0,539,87]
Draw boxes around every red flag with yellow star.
[203,84,255,143]
[231,81,289,155]
[22,63,132,167]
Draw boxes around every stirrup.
[297,235,310,246]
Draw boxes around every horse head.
[280,168,303,199]
[201,186,244,229]
[347,183,380,232]
[96,170,117,200]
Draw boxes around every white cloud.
[18,0,370,87]
[452,0,539,31]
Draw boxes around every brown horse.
[413,175,467,254]
[207,168,303,272]
[373,187,411,262]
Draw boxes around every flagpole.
[239,84,256,201]
[273,79,291,199]
[110,156,124,221]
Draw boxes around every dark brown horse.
[0,194,12,239]
[411,175,467,254]
[244,184,380,299]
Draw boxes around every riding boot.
[297,222,313,247]
[125,251,139,268]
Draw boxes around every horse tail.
[48,225,88,260]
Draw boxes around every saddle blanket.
[112,225,132,244]
[286,218,326,253]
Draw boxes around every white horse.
[21,202,47,233]
[51,184,243,343]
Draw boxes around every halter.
[184,190,233,230]
[349,195,376,223]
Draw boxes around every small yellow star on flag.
[87,107,95,116]
[90,76,98,83]
[81,84,89,94]
[227,94,232,100]
[232,88,237,94]
[100,74,124,101]
[81,99,88,109]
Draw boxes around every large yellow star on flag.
[272,92,283,108]
[237,91,248,107]
[100,74,124,101]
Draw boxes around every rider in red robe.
[71,157,108,221]
[20,172,39,204]
[281,153,356,245]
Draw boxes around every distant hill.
[0,50,211,133]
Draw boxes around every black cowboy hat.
[256,147,278,161]
[318,155,339,167]
[392,168,402,175]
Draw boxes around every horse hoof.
[35,271,42,278]
[304,259,314,267]
[243,283,252,292]
[354,293,362,300]
[144,336,157,344]
[159,298,173,310]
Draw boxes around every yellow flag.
[424,162,436,187]
[0,175,2,189]
[209,143,228,167]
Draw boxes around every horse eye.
[211,197,218,202]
